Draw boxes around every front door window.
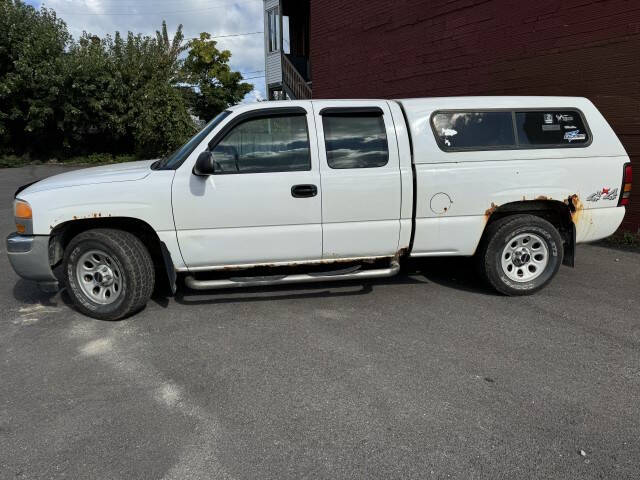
[212,114,311,174]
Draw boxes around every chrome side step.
[184,261,400,291]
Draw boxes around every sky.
[25,0,266,102]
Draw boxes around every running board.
[184,261,400,291]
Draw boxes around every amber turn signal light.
[14,200,32,219]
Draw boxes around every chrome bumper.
[6,233,59,292]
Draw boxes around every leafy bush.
[603,230,640,250]
[0,155,32,168]
[0,0,253,163]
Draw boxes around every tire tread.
[476,214,563,296]
[64,228,155,320]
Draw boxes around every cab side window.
[212,114,311,173]
[322,113,389,169]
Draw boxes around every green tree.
[182,33,253,122]
[0,0,70,155]
[60,33,116,154]
[1,1,253,161]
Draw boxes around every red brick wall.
[310,0,640,233]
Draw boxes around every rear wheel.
[64,229,155,320]
[477,215,563,295]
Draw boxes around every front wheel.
[63,229,155,320]
[477,215,564,296]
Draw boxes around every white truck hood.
[20,160,156,195]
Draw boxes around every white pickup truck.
[7,97,632,320]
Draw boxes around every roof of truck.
[232,96,592,107]
[396,96,594,109]
[228,97,598,117]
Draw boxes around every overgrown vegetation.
[0,0,253,165]
[602,230,640,251]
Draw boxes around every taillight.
[619,163,632,207]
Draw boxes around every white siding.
[265,52,282,86]
[264,0,282,88]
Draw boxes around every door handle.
[291,184,318,198]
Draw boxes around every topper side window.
[431,109,592,152]
[516,110,590,146]
[431,112,516,151]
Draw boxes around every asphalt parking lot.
[1,165,639,479]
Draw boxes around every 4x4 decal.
[586,188,619,202]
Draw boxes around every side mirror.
[193,151,215,176]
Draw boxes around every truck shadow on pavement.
[172,257,494,308]
[12,279,60,308]
[409,257,494,295]
[9,258,494,314]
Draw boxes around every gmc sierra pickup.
[7,97,632,320]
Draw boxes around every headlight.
[14,199,33,234]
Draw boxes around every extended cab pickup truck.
[7,97,632,320]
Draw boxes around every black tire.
[63,229,155,320]
[477,215,563,296]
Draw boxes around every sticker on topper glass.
[564,130,586,142]
[556,114,574,122]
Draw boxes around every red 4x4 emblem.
[586,188,618,202]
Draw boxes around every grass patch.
[0,154,32,168]
[0,153,141,167]
[65,153,139,165]
[600,231,640,251]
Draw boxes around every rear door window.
[322,113,389,169]
[516,110,590,146]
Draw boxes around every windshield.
[154,110,231,169]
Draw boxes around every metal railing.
[281,53,312,99]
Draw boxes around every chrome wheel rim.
[75,249,123,305]
[501,233,549,283]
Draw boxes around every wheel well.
[49,217,168,284]
[485,200,576,267]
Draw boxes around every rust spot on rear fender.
[567,194,583,224]
[567,193,596,240]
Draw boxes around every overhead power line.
[189,31,263,40]
[55,0,260,16]
[89,0,256,2]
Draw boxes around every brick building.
[264,0,640,232]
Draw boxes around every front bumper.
[6,233,59,292]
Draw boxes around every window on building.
[432,112,516,150]
[323,113,389,169]
[516,110,590,146]
[283,15,291,55]
[269,87,288,101]
[267,8,280,53]
[211,114,310,174]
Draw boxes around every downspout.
[279,0,284,97]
